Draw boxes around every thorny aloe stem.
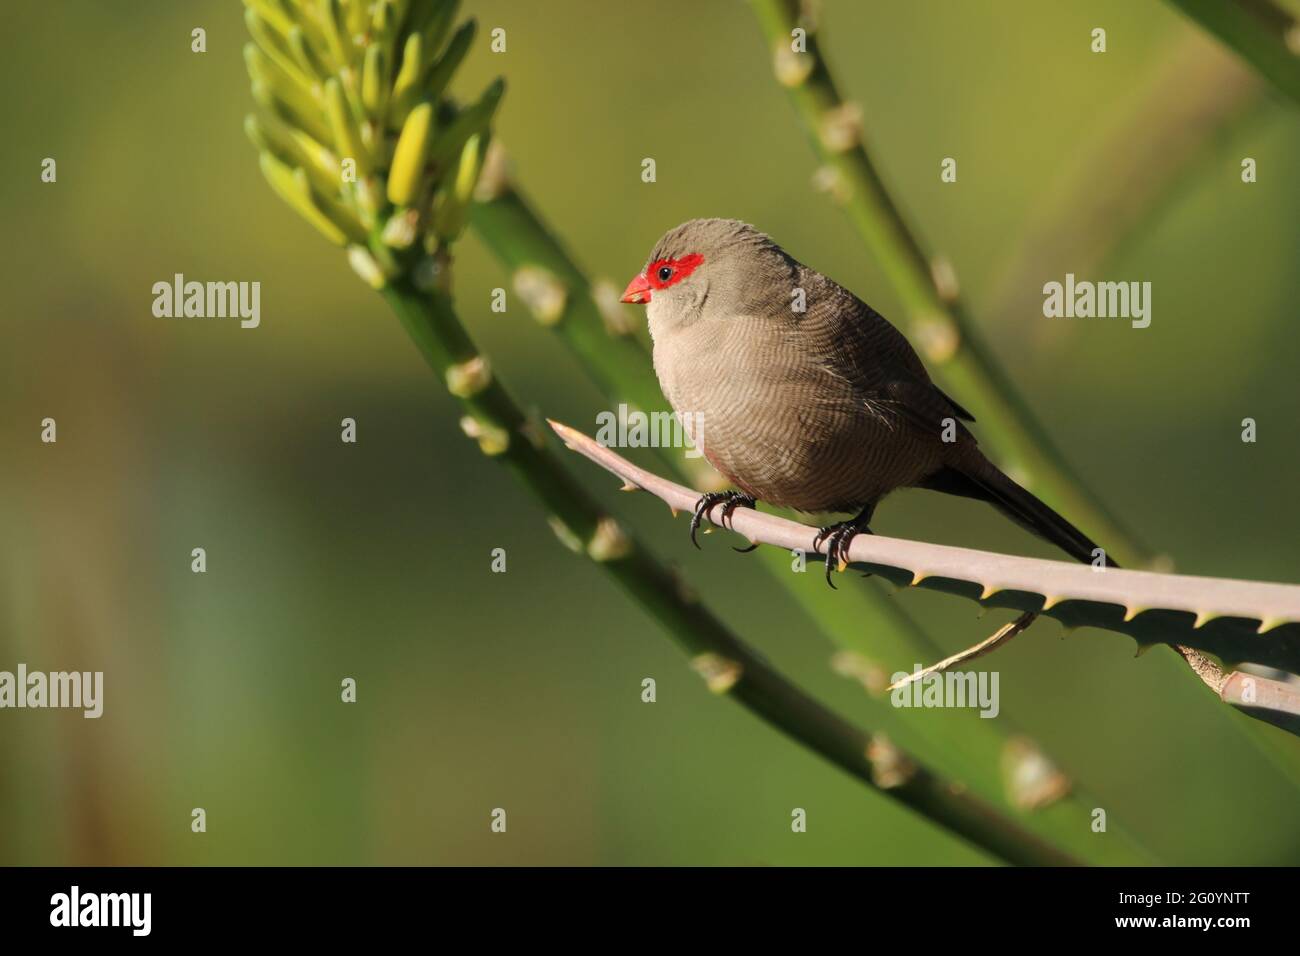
[551,423,1300,739]
[244,0,1084,868]
[471,179,1157,864]
[1165,0,1300,107]
[748,0,1153,569]
[382,276,1079,867]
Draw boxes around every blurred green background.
[2,0,1298,865]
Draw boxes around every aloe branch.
[242,0,1086,867]
[470,177,1157,864]
[748,0,1154,568]
[553,422,1300,732]
[1165,0,1300,107]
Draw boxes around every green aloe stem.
[748,0,1153,569]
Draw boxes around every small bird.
[620,218,1115,585]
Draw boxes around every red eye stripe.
[646,253,704,290]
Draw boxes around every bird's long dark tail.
[919,462,1120,569]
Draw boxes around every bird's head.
[621,218,796,336]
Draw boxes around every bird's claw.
[689,491,756,549]
[813,521,874,589]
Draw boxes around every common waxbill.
[620,218,1116,584]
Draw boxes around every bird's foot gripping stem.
[813,507,876,589]
[689,491,757,550]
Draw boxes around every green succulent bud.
[258,153,365,246]
[427,79,503,172]
[422,20,476,108]
[389,34,426,122]
[361,46,388,120]
[287,26,329,84]
[318,0,352,67]
[431,133,484,242]
[324,77,368,178]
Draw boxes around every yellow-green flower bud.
[387,101,435,206]
[325,77,368,177]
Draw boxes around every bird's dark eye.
[657,266,673,282]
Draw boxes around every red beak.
[621,273,652,304]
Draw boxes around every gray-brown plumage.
[620,218,1113,582]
